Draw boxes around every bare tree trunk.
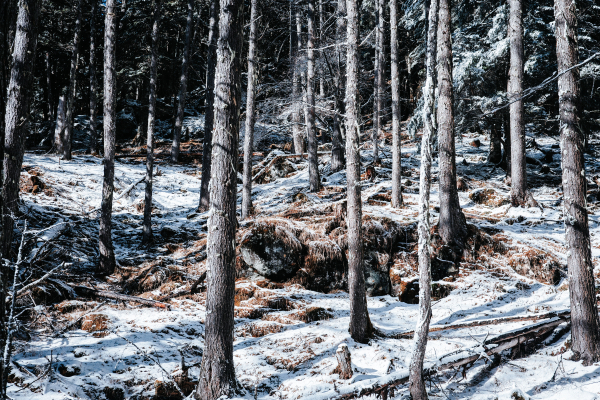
[345,0,371,344]
[436,0,466,247]
[330,0,345,173]
[488,118,502,164]
[99,0,118,275]
[508,0,528,206]
[198,0,219,211]
[89,0,99,154]
[318,0,325,97]
[54,95,66,152]
[45,52,54,121]
[555,0,600,365]
[409,0,437,398]
[242,0,259,219]
[307,0,320,192]
[142,0,161,246]
[372,0,384,165]
[292,5,305,154]
[170,0,194,162]
[196,0,244,397]
[390,0,402,208]
[62,0,83,161]
[1,0,40,392]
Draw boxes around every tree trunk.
[436,0,466,247]
[330,0,345,173]
[54,95,66,153]
[306,0,320,192]
[142,0,161,246]
[89,0,99,154]
[372,0,384,165]
[1,0,40,393]
[508,0,528,206]
[555,0,600,365]
[345,0,371,344]
[242,0,259,220]
[390,0,402,208]
[409,0,437,398]
[170,0,194,162]
[488,118,502,164]
[99,0,118,275]
[45,52,54,122]
[196,0,244,398]
[198,0,219,211]
[292,4,305,154]
[318,0,325,97]
[62,0,83,161]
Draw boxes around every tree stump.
[336,343,353,379]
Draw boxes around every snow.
[8,121,600,399]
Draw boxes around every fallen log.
[384,309,570,339]
[304,314,570,400]
[115,151,265,159]
[71,285,171,310]
[252,152,330,183]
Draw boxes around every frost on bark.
[170,0,194,162]
[436,0,466,247]
[292,5,305,154]
[408,0,436,398]
[142,0,161,245]
[99,0,118,275]
[306,0,320,192]
[330,0,346,173]
[196,0,244,398]
[390,0,403,208]
[242,0,259,219]
[54,95,66,154]
[555,0,600,365]
[508,0,533,207]
[89,0,99,154]
[62,0,83,161]
[198,0,219,211]
[345,0,371,344]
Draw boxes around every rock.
[470,139,481,147]
[239,222,303,280]
[160,226,177,240]
[457,177,468,191]
[58,364,81,377]
[469,188,510,207]
[103,387,125,400]
[540,164,551,174]
[363,251,391,296]
[508,249,563,285]
[302,306,333,322]
[298,240,346,293]
[398,280,454,304]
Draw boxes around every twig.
[112,330,185,398]
[54,301,108,337]
[14,263,64,298]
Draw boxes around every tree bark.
[99,0,118,275]
[142,0,161,245]
[330,0,345,173]
[170,0,194,162]
[307,0,320,192]
[196,0,244,398]
[318,0,325,97]
[89,0,99,154]
[488,118,502,164]
[54,95,66,153]
[372,0,384,165]
[408,1,437,399]
[242,0,259,219]
[1,0,40,393]
[62,0,84,161]
[390,0,402,208]
[436,0,466,247]
[555,0,600,365]
[508,0,528,206]
[45,52,54,122]
[198,0,219,211]
[292,4,305,154]
[345,0,371,344]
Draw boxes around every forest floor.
[7,120,600,400]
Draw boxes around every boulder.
[239,222,303,280]
[469,188,509,207]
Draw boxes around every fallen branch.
[304,314,570,400]
[14,263,64,299]
[85,175,146,215]
[157,271,206,302]
[384,309,570,339]
[71,285,171,310]
[54,301,109,336]
[252,152,330,183]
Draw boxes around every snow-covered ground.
[8,127,600,400]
